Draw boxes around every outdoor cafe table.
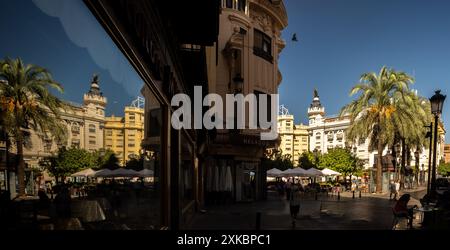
[71,199,106,223]
[413,205,439,227]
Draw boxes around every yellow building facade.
[277,110,309,166]
[104,106,145,166]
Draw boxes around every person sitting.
[38,188,51,211]
[393,194,417,229]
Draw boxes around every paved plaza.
[189,188,427,230]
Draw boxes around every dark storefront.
[84,0,220,229]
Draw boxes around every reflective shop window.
[0,1,157,230]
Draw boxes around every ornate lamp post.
[233,73,244,94]
[414,150,420,188]
[429,90,446,194]
[425,125,432,195]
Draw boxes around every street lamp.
[233,73,244,94]
[429,90,446,194]
[425,125,432,195]
[414,150,420,187]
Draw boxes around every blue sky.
[0,0,143,117]
[279,0,450,143]
[0,0,449,142]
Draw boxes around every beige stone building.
[21,75,107,169]
[277,106,309,166]
[203,0,288,202]
[444,144,450,164]
[104,101,145,166]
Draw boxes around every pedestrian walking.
[394,180,400,200]
[285,180,292,201]
[389,181,396,201]
[289,184,302,227]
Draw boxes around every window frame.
[253,29,273,63]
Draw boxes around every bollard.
[338,191,340,201]
[315,191,318,201]
[256,212,261,230]
[352,191,355,199]
[359,190,362,198]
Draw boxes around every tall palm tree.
[341,66,414,193]
[0,58,67,197]
[390,90,431,187]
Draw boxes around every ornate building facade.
[21,76,107,169]
[203,0,288,202]
[307,89,446,191]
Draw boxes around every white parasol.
[71,168,96,178]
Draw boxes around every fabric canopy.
[138,169,154,177]
[280,168,308,177]
[267,168,283,177]
[305,168,325,177]
[71,168,96,178]
[94,169,114,178]
[321,168,341,176]
[110,168,140,178]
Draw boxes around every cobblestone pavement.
[189,188,427,230]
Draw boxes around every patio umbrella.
[71,168,96,178]
[290,167,309,177]
[225,166,233,192]
[219,166,226,191]
[94,169,114,178]
[266,168,283,178]
[138,169,154,177]
[305,168,325,177]
[213,165,220,192]
[280,169,295,177]
[111,168,140,178]
[321,168,341,176]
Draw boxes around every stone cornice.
[250,0,288,29]
[228,12,252,28]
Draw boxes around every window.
[254,29,273,62]
[71,139,80,149]
[105,130,113,136]
[128,144,136,148]
[359,138,365,145]
[225,0,233,8]
[254,90,272,129]
[302,138,308,142]
[72,125,80,135]
[237,0,246,11]
[89,124,96,133]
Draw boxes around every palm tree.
[341,66,414,193]
[391,91,431,187]
[0,58,67,197]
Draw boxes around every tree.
[438,161,450,177]
[41,147,95,182]
[341,66,414,193]
[390,91,431,187]
[262,149,293,171]
[126,157,144,171]
[0,58,67,196]
[298,151,316,170]
[92,149,120,170]
[319,148,362,181]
